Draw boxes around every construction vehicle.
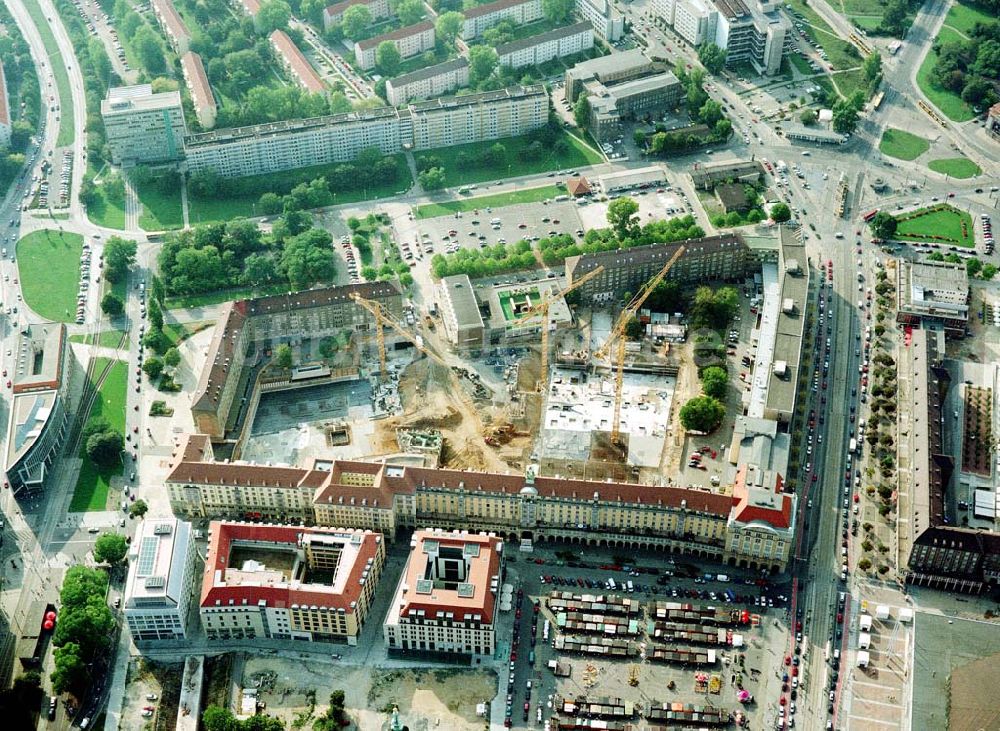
[352,293,449,379]
[509,266,605,390]
[628,665,639,686]
[593,247,685,446]
[484,422,529,446]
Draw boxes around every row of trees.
[538,213,704,266]
[51,566,116,695]
[928,251,998,279]
[0,3,41,197]
[930,19,1000,109]
[430,240,536,279]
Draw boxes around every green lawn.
[86,184,127,230]
[163,320,213,346]
[895,205,975,246]
[164,283,288,310]
[943,1,995,35]
[187,155,413,225]
[928,157,982,179]
[916,26,975,122]
[785,0,862,72]
[415,185,565,219]
[137,181,184,231]
[21,0,75,147]
[69,329,128,348]
[789,54,815,76]
[69,358,127,512]
[879,128,931,161]
[420,130,602,188]
[832,69,867,99]
[16,229,83,322]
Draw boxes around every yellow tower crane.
[509,265,605,390]
[593,246,686,446]
[352,293,449,378]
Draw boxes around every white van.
[607,578,617,591]
[626,580,634,593]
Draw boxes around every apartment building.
[384,531,504,657]
[123,519,199,642]
[270,30,326,94]
[101,85,188,166]
[438,274,485,348]
[386,58,470,107]
[4,325,73,497]
[575,0,624,41]
[896,259,969,335]
[652,0,716,46]
[564,49,655,102]
[408,84,548,150]
[0,62,10,149]
[565,235,750,304]
[191,282,402,438]
[497,22,594,69]
[180,52,217,130]
[355,21,436,71]
[461,0,543,40]
[323,0,391,30]
[150,0,191,55]
[166,440,795,571]
[200,522,385,643]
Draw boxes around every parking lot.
[495,545,796,729]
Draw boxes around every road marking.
[846,712,901,727]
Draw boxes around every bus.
[862,209,879,223]
[871,91,885,111]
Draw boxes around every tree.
[133,26,166,74]
[679,395,726,433]
[469,45,498,84]
[60,565,109,610]
[697,42,727,74]
[691,286,739,330]
[870,211,898,239]
[51,642,88,695]
[202,707,240,731]
[607,197,639,240]
[101,292,124,317]
[275,344,293,369]
[341,5,372,40]
[832,97,860,134]
[967,257,983,277]
[243,253,278,287]
[700,366,728,400]
[573,94,591,129]
[624,317,644,340]
[435,11,464,44]
[164,347,181,368]
[86,431,124,469]
[858,557,873,571]
[258,192,284,215]
[698,99,723,126]
[418,166,447,190]
[148,297,164,331]
[256,0,292,33]
[396,0,425,24]
[281,228,336,290]
[862,53,882,91]
[143,356,165,380]
[130,499,149,518]
[93,533,128,565]
[800,108,818,126]
[879,0,909,37]
[541,0,574,22]
[375,41,402,75]
[771,202,791,223]
[102,236,137,283]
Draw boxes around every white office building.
[101,85,187,166]
[575,0,624,41]
[123,519,198,642]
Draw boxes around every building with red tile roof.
[269,30,326,95]
[150,0,191,54]
[200,521,385,643]
[383,530,503,656]
[180,51,217,130]
[725,462,795,570]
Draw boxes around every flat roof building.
[598,165,667,192]
[461,0,543,40]
[496,22,594,69]
[384,530,504,657]
[4,325,73,497]
[386,58,470,107]
[180,52,217,130]
[564,48,654,102]
[438,274,485,349]
[355,21,436,71]
[575,0,624,41]
[270,30,326,94]
[784,125,846,144]
[123,518,198,642]
[200,522,385,643]
[101,84,187,166]
[897,259,969,335]
[763,227,807,425]
[584,72,682,141]
[0,62,10,149]
[690,159,764,190]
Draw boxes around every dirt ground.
[121,658,183,731]
[948,651,1000,731]
[241,657,495,731]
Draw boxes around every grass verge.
[137,180,184,231]
[916,26,975,122]
[163,321,213,346]
[928,158,981,179]
[879,128,930,161]
[420,130,602,188]
[69,330,128,348]
[69,358,127,512]
[21,0,75,147]
[164,284,288,310]
[415,185,565,219]
[16,229,82,322]
[943,1,995,35]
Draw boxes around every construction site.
[224,246,699,483]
